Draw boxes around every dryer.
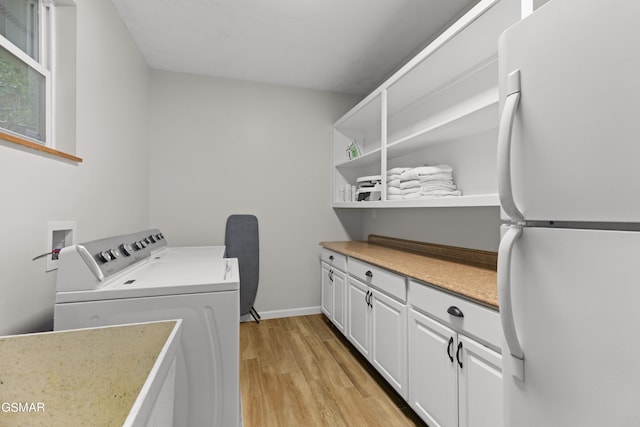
[54,229,240,427]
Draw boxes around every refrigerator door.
[498,0,640,223]
[503,226,640,426]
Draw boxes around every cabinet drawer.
[409,280,501,351]
[349,258,406,302]
[320,248,347,271]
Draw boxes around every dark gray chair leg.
[250,306,261,323]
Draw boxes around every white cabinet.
[457,335,503,427]
[346,262,408,399]
[332,0,523,208]
[370,285,407,398]
[320,248,502,426]
[321,263,334,319]
[320,249,347,333]
[408,280,503,427]
[346,276,370,357]
[408,309,458,427]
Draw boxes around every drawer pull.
[365,270,373,278]
[329,255,334,261]
[447,306,464,318]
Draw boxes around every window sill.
[0,130,83,163]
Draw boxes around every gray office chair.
[225,214,261,323]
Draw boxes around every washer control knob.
[98,251,112,263]
[148,235,156,243]
[109,248,121,259]
[140,240,148,248]
[134,241,144,250]
[120,243,134,256]
[144,237,151,244]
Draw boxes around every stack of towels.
[386,165,461,200]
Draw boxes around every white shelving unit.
[332,0,527,208]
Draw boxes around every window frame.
[0,0,79,161]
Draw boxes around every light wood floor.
[240,314,428,427]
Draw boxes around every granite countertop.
[321,236,498,309]
[0,321,177,426]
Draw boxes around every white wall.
[148,71,360,315]
[361,207,501,251]
[0,0,150,334]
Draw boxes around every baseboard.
[240,306,322,322]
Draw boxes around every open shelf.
[387,89,498,158]
[336,146,382,169]
[331,0,521,209]
[333,193,499,209]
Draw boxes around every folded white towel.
[387,174,401,181]
[421,182,457,191]
[401,187,421,195]
[403,192,422,199]
[400,180,421,189]
[420,189,462,197]
[400,164,453,181]
[387,186,402,195]
[387,194,403,200]
[387,167,410,176]
[418,172,453,182]
[387,178,401,187]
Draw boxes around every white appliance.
[356,175,382,201]
[497,1,640,426]
[53,229,240,427]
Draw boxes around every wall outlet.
[47,221,76,272]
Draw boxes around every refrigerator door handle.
[498,69,524,223]
[498,225,525,381]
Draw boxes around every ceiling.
[111,0,479,95]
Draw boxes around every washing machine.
[53,229,240,427]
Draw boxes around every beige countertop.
[321,238,498,310]
[0,321,177,426]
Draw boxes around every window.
[0,0,51,146]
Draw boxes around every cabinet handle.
[329,255,334,261]
[447,337,454,363]
[364,290,373,308]
[456,341,463,369]
[328,270,333,282]
[447,306,464,318]
[365,270,373,278]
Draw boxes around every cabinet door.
[457,335,503,427]
[408,308,458,427]
[320,263,333,319]
[347,277,370,358]
[371,289,407,399]
[332,269,346,333]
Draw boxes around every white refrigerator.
[497,1,640,426]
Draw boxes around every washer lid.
[55,258,239,303]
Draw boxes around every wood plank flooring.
[240,314,428,427]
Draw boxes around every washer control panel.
[77,229,167,279]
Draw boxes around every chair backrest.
[225,215,259,316]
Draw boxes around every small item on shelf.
[356,175,382,201]
[338,184,357,202]
[346,140,361,160]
